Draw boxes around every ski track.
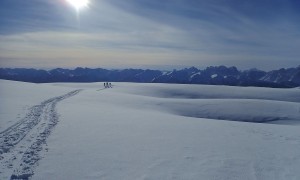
[0,90,81,180]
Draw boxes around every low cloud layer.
[0,0,299,70]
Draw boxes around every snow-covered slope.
[0,80,75,132]
[1,80,300,180]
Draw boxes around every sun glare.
[66,0,89,11]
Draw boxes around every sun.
[66,0,89,11]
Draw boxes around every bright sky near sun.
[0,0,299,70]
[66,0,89,11]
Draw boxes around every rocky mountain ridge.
[1,66,299,88]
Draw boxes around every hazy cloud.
[0,0,299,69]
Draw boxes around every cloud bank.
[0,0,299,69]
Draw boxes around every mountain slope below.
[1,80,300,180]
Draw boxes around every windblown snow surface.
[1,80,300,180]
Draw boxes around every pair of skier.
[104,82,112,88]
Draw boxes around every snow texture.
[211,74,218,78]
[0,80,300,180]
[0,83,80,179]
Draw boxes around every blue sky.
[0,0,299,70]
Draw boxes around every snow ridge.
[0,90,81,180]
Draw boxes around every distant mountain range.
[1,66,300,88]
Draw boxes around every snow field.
[34,82,300,180]
[0,80,300,179]
[0,80,76,132]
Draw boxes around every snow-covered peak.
[211,74,218,78]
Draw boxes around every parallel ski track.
[0,90,81,180]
